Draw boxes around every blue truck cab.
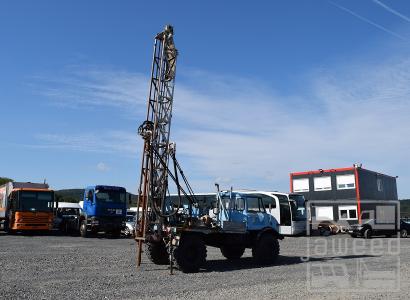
[80,185,127,237]
[217,191,280,232]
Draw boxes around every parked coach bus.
[0,182,55,233]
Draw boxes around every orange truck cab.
[0,182,55,233]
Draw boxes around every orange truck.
[0,182,55,233]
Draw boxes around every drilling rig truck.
[0,182,55,233]
[135,25,283,273]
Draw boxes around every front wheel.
[401,229,408,238]
[252,233,280,265]
[174,235,207,273]
[80,221,89,238]
[145,241,169,265]
[363,228,372,239]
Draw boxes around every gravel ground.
[0,232,408,299]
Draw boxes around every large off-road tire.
[80,221,89,238]
[145,241,169,265]
[363,228,372,239]
[252,233,280,265]
[401,229,408,238]
[174,235,206,273]
[220,245,245,260]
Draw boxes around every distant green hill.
[55,189,84,203]
[0,177,13,185]
[55,189,138,206]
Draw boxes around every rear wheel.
[175,235,206,273]
[363,228,372,239]
[220,246,245,260]
[401,229,408,238]
[252,233,280,265]
[80,221,89,238]
[145,241,169,265]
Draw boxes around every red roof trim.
[290,167,355,176]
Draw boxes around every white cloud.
[96,162,109,172]
[33,57,410,197]
[171,59,410,197]
[34,131,139,157]
[33,66,147,115]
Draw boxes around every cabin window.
[235,198,245,211]
[336,174,356,190]
[246,197,264,213]
[293,178,309,192]
[338,205,358,220]
[262,195,276,210]
[314,176,332,191]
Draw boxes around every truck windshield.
[19,191,54,212]
[95,190,126,203]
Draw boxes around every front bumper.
[89,217,125,231]
[12,223,53,230]
[348,226,364,235]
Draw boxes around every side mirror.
[128,194,132,205]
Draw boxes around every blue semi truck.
[79,185,127,238]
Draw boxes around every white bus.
[234,191,306,236]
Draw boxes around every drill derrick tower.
[135,25,195,268]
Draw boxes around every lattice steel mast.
[135,25,178,267]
